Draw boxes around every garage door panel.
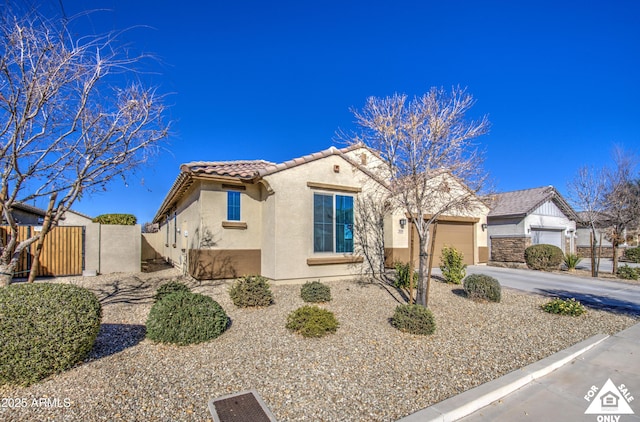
[411,221,474,265]
[531,229,563,250]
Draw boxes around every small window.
[227,191,241,221]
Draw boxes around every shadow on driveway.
[537,288,640,316]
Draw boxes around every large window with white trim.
[313,193,354,253]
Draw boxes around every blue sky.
[28,0,640,223]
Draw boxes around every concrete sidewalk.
[399,322,640,422]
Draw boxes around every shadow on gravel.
[537,289,640,316]
[451,288,467,298]
[86,323,147,361]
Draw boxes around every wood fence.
[0,226,84,277]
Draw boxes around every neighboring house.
[1,202,93,226]
[151,145,489,282]
[486,186,578,264]
[575,211,638,258]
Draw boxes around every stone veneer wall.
[576,246,624,259]
[490,235,531,263]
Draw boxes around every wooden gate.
[0,226,84,277]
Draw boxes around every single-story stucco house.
[486,186,578,264]
[151,145,489,282]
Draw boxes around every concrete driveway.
[459,264,640,314]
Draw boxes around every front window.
[313,193,353,253]
[227,191,241,221]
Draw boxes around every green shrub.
[541,298,586,316]
[463,274,501,302]
[229,275,274,307]
[92,213,137,225]
[286,305,339,338]
[391,304,436,335]
[524,244,564,271]
[439,246,467,284]
[393,261,417,289]
[300,281,332,303]
[563,253,582,270]
[624,247,640,263]
[154,281,190,303]
[146,291,228,345]
[617,265,639,280]
[0,283,102,386]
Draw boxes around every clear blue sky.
[30,0,640,223]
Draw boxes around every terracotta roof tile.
[181,160,276,179]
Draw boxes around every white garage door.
[531,229,563,251]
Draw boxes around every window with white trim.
[313,193,354,253]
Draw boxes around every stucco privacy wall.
[97,224,141,273]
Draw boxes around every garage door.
[411,221,475,265]
[531,228,563,251]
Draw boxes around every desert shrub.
[393,261,417,289]
[154,281,190,303]
[391,304,436,335]
[563,253,582,270]
[439,246,467,284]
[286,305,339,338]
[300,281,332,303]
[0,283,102,386]
[624,247,640,263]
[146,291,228,345]
[524,244,564,271]
[463,274,501,302]
[229,275,274,307]
[541,298,586,316]
[617,265,639,280]
[92,213,137,225]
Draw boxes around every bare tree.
[0,9,169,285]
[602,148,640,273]
[350,87,489,307]
[567,165,606,277]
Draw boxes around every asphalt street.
[461,262,640,314]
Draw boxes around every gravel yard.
[0,268,637,421]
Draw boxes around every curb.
[397,333,610,422]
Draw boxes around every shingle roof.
[487,186,577,219]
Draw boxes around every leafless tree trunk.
[0,8,170,285]
[603,148,640,274]
[349,87,490,307]
[567,165,606,277]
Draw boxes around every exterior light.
[399,218,407,228]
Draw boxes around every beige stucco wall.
[98,224,141,273]
[263,154,383,282]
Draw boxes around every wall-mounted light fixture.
[399,218,407,228]
[481,223,488,231]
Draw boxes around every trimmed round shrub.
[463,274,501,302]
[391,304,436,335]
[541,298,586,316]
[300,281,332,303]
[154,280,190,303]
[229,275,273,307]
[0,283,102,386]
[286,305,339,338]
[439,246,467,284]
[524,244,564,271]
[146,291,228,345]
[624,247,640,263]
[617,264,639,280]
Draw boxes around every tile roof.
[181,160,276,180]
[487,186,577,219]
